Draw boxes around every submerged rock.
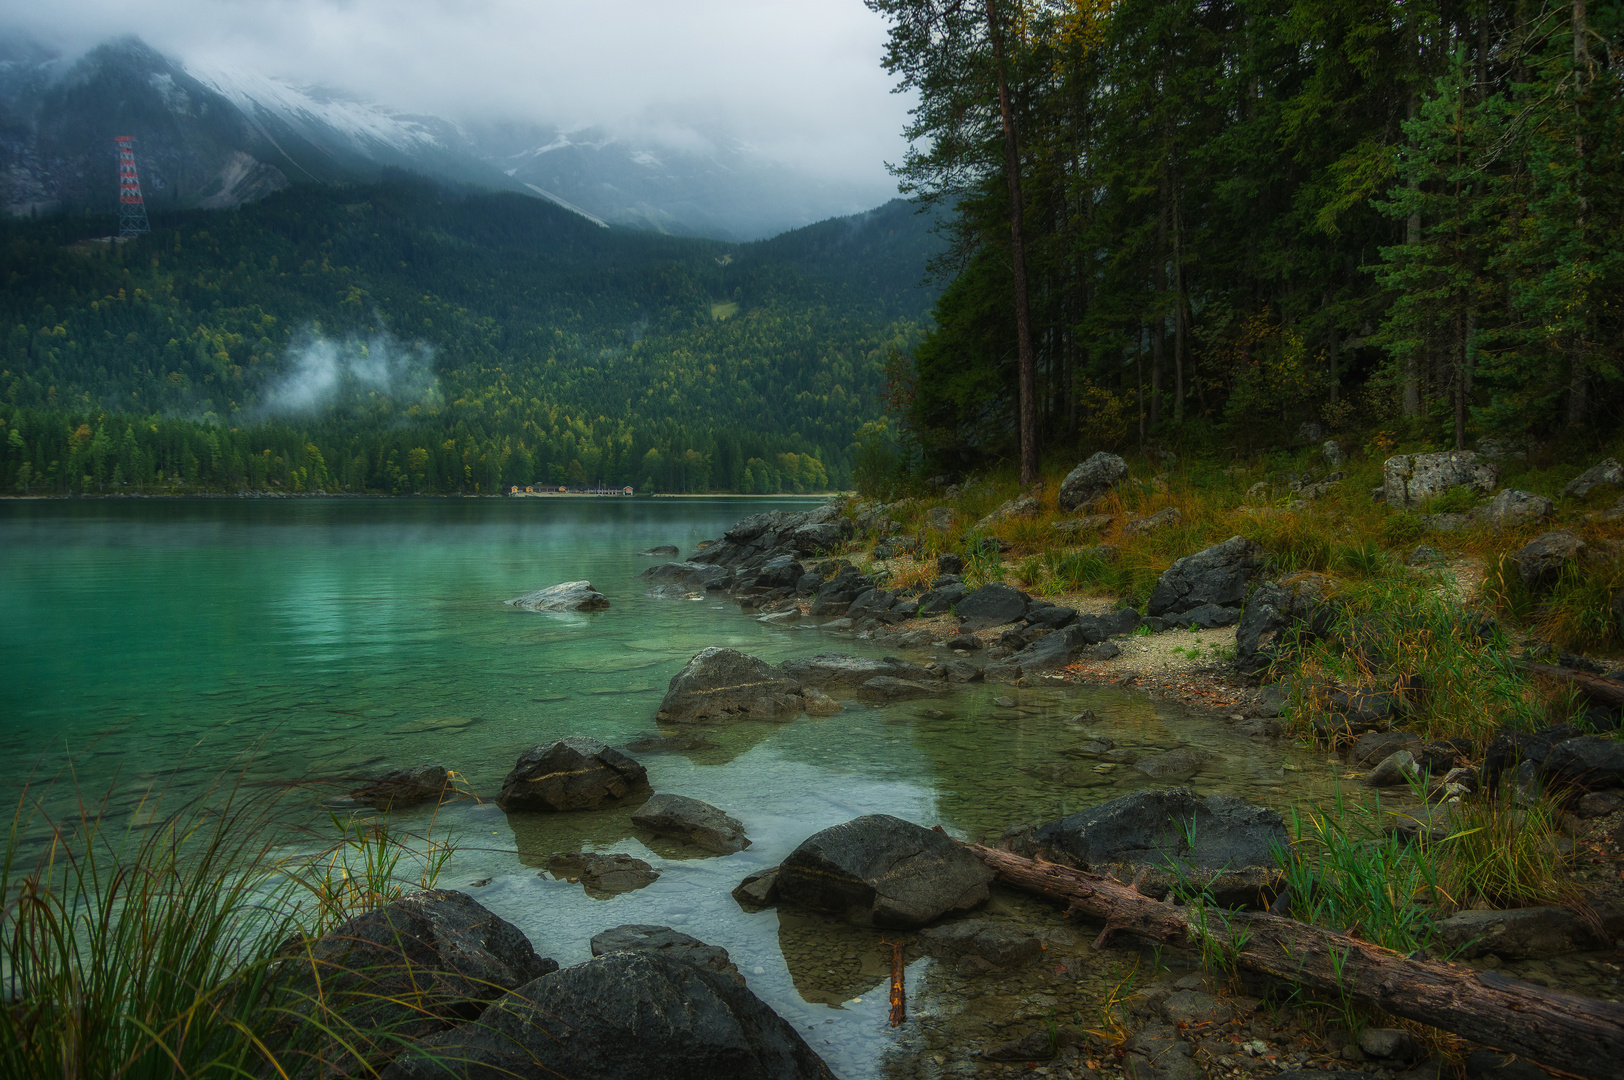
[656,647,801,724]
[505,580,610,612]
[384,951,838,1080]
[495,737,650,811]
[545,852,659,895]
[636,545,680,557]
[631,793,750,854]
[349,765,449,809]
[777,653,930,687]
[774,814,993,928]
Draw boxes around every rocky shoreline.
[329,469,1624,1080]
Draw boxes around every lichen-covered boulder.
[495,738,650,811]
[656,647,802,724]
[1382,451,1498,507]
[1561,458,1624,499]
[775,814,993,928]
[1480,488,1554,530]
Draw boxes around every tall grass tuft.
[0,774,455,1079]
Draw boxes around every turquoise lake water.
[0,496,1352,1078]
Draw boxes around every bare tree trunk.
[1567,0,1590,428]
[1172,165,1186,423]
[986,0,1038,485]
[962,842,1624,1080]
[1404,93,1422,418]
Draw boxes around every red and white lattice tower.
[115,136,150,237]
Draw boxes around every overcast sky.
[5,0,913,190]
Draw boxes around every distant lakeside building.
[507,485,634,496]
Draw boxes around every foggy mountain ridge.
[0,34,897,240]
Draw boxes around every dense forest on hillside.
[0,177,940,494]
[868,0,1623,479]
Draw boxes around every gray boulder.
[1542,735,1624,789]
[1323,439,1346,469]
[1059,452,1129,511]
[775,814,994,928]
[1053,513,1115,536]
[755,554,805,589]
[657,648,802,724]
[1036,788,1287,906]
[284,889,555,1071]
[1007,627,1082,671]
[1234,572,1338,679]
[383,951,838,1080]
[1510,530,1587,591]
[545,852,659,895]
[1433,906,1608,960]
[1383,451,1498,507]
[1562,457,1624,499]
[496,738,650,811]
[777,653,930,687]
[975,495,1042,530]
[1176,602,1241,629]
[589,924,742,983]
[349,765,449,810]
[1073,608,1142,643]
[506,580,610,612]
[1122,507,1182,539]
[631,793,750,854]
[1147,536,1264,618]
[639,561,731,595]
[956,582,1031,631]
[637,545,680,557]
[1364,750,1419,787]
[916,581,968,616]
[1481,488,1554,529]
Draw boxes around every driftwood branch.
[1512,661,1624,710]
[963,842,1624,1080]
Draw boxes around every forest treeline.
[868,0,1623,478]
[0,177,940,495]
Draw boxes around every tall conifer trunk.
[986,0,1038,485]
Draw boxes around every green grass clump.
[0,776,455,1079]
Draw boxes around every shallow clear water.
[1,497,1356,1079]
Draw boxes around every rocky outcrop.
[349,765,450,810]
[1234,572,1339,679]
[916,580,968,616]
[1382,451,1498,507]
[687,502,852,572]
[754,554,805,589]
[1480,489,1553,530]
[589,924,742,983]
[1058,452,1129,510]
[505,580,610,612]
[807,565,873,617]
[1147,536,1264,618]
[495,738,650,811]
[1035,788,1287,907]
[657,648,802,724]
[383,951,838,1080]
[636,545,680,557]
[545,852,660,895]
[1510,530,1587,591]
[284,889,555,1070]
[631,793,750,854]
[1561,458,1624,499]
[775,814,994,928]
[956,582,1031,631]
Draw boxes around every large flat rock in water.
[777,653,930,687]
[496,737,650,811]
[657,647,802,724]
[776,814,993,928]
[382,951,838,1080]
[505,580,610,612]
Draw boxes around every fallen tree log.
[1511,661,1624,710]
[962,842,1624,1080]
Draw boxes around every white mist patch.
[259,330,440,415]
